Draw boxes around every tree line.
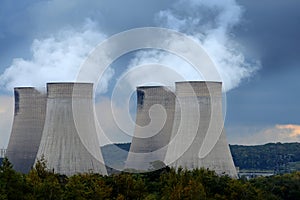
[1,157,300,200]
[230,142,300,171]
[101,142,300,172]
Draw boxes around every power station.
[125,86,176,171]
[6,81,236,177]
[35,83,107,176]
[6,87,46,173]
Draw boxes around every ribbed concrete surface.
[165,81,237,177]
[36,83,107,176]
[6,87,46,173]
[125,86,176,171]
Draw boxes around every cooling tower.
[165,81,237,177]
[36,83,107,176]
[6,87,46,173]
[125,86,176,171]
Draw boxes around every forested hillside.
[1,142,299,171]
[101,142,300,171]
[230,142,300,170]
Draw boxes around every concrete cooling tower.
[36,83,107,176]
[165,81,237,177]
[125,86,176,171]
[6,87,46,173]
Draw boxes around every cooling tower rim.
[137,85,166,89]
[47,82,93,86]
[136,85,174,91]
[14,87,36,90]
[14,87,45,93]
[175,81,222,84]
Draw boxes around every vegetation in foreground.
[0,157,300,200]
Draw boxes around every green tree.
[250,172,300,199]
[112,173,147,200]
[63,173,112,200]
[160,168,206,200]
[0,157,24,200]
[25,157,62,200]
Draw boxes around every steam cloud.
[126,0,260,92]
[0,0,259,93]
[0,20,114,93]
[0,1,259,147]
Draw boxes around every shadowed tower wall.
[6,87,46,173]
[36,83,107,176]
[125,86,176,171]
[165,81,237,177]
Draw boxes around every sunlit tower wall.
[6,87,46,173]
[165,81,237,177]
[125,86,176,171]
[36,83,107,176]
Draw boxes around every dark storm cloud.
[0,0,172,36]
[226,65,300,126]
[235,0,300,72]
[0,0,173,74]
[164,0,300,143]
[226,0,300,127]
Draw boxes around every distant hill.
[101,142,300,172]
[1,143,299,172]
[230,142,300,171]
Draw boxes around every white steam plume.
[0,19,114,93]
[126,0,260,92]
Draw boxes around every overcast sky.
[0,0,299,147]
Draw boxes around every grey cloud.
[0,20,114,93]
[235,0,300,71]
